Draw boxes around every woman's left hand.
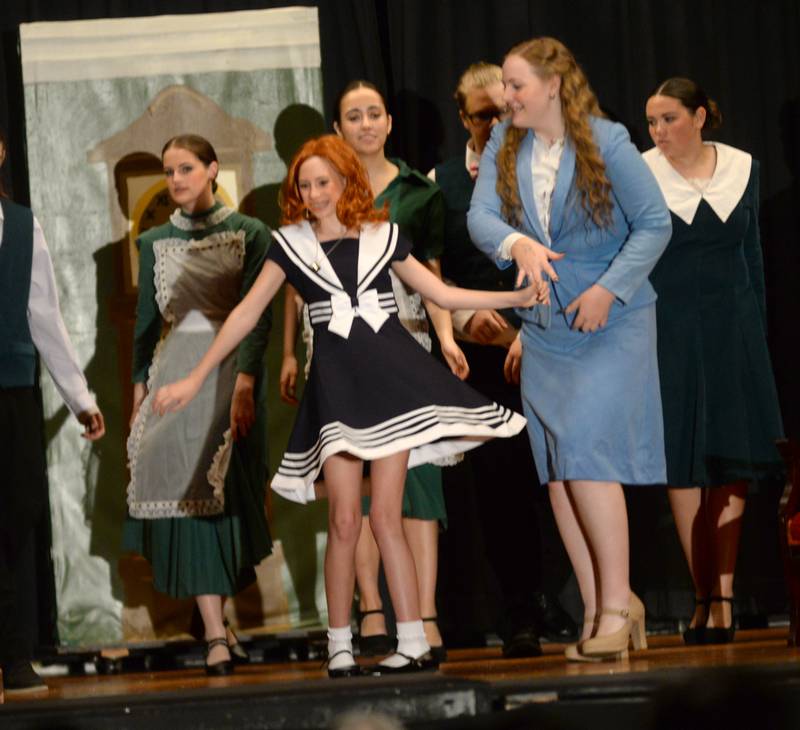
[441,339,470,380]
[230,373,256,440]
[565,284,615,332]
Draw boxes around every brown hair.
[333,80,389,126]
[651,77,723,132]
[454,62,503,113]
[280,134,389,228]
[497,37,613,228]
[161,134,219,192]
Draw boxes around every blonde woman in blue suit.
[468,37,671,662]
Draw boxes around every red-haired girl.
[153,134,540,677]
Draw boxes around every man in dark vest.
[0,130,105,696]
[430,63,576,655]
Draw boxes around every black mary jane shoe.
[422,616,447,664]
[205,637,234,677]
[357,608,394,656]
[366,651,439,676]
[703,596,736,645]
[223,618,250,664]
[326,649,363,679]
[682,597,710,646]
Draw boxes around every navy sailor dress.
[267,220,526,503]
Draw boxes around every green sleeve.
[742,162,767,326]
[423,186,446,261]
[131,238,162,383]
[236,222,272,374]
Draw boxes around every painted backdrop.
[20,7,329,646]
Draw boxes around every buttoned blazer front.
[467,116,672,329]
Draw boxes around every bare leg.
[668,486,712,627]
[549,481,598,640]
[566,480,630,637]
[369,451,420,623]
[323,453,364,628]
[404,517,442,647]
[706,481,747,628]
[196,594,230,665]
[354,514,387,637]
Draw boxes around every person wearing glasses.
[430,62,576,655]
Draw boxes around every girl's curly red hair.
[280,134,389,228]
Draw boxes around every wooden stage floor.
[3,628,800,728]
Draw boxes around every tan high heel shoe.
[579,593,647,660]
[565,614,602,663]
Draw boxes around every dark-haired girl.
[644,79,783,644]
[123,135,273,675]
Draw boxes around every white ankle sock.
[327,625,355,671]
[380,620,430,668]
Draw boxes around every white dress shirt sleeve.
[27,217,97,416]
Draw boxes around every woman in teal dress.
[280,81,466,660]
[644,78,784,644]
[124,135,272,674]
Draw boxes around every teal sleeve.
[236,223,272,374]
[421,186,446,261]
[131,239,162,383]
[742,162,767,326]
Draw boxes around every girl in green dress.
[644,79,784,644]
[124,135,272,674]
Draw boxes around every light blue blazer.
[467,117,672,329]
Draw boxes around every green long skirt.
[123,402,272,599]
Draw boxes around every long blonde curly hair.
[497,37,613,229]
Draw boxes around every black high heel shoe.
[205,637,234,676]
[357,608,394,656]
[682,597,710,646]
[223,618,250,664]
[422,616,447,664]
[703,596,736,644]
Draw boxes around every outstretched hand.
[152,375,202,416]
[565,284,615,332]
[510,237,564,288]
[514,279,551,309]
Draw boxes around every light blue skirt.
[520,302,666,486]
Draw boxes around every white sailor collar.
[272,220,398,297]
[642,142,752,225]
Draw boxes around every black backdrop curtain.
[1,0,797,647]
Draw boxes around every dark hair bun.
[704,98,723,130]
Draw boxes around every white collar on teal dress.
[643,142,751,225]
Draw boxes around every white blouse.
[530,136,565,245]
[0,208,96,416]
[499,135,565,258]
